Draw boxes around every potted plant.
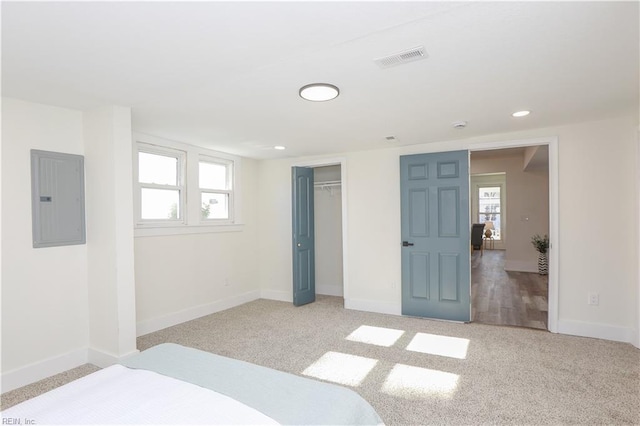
[531,234,549,275]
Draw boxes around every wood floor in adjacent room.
[472,249,548,330]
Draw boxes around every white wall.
[257,114,639,343]
[0,99,263,390]
[550,116,636,340]
[471,154,549,272]
[1,99,89,387]
[257,160,293,302]
[83,106,138,363]
[134,157,261,334]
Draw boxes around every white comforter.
[2,364,279,425]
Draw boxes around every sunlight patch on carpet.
[381,364,459,399]
[302,352,378,387]
[346,325,405,347]
[406,332,469,359]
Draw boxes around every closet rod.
[313,180,341,187]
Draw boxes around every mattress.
[2,343,384,425]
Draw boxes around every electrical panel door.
[31,150,86,248]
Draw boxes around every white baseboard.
[87,348,140,368]
[504,260,538,273]
[260,289,292,302]
[1,348,88,393]
[344,298,401,316]
[632,328,640,349]
[136,290,261,336]
[316,284,344,297]
[557,319,634,343]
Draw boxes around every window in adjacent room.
[137,146,185,223]
[478,186,502,240]
[199,156,233,222]
[470,172,506,249]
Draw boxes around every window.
[478,186,501,240]
[134,137,240,233]
[137,146,185,223]
[199,157,233,221]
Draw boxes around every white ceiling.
[2,1,638,159]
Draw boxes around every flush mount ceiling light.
[274,145,286,150]
[512,110,530,117]
[299,83,339,102]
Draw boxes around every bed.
[2,343,384,425]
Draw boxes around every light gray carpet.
[3,296,639,424]
[1,363,100,410]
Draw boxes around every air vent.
[374,46,427,69]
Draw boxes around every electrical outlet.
[588,292,599,306]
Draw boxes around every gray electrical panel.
[31,150,86,248]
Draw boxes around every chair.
[471,223,485,256]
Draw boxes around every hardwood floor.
[471,249,548,330]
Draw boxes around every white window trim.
[133,133,243,237]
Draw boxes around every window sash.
[200,190,233,221]
[136,144,186,224]
[199,156,233,191]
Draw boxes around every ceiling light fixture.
[274,145,286,150]
[299,83,339,102]
[512,110,530,117]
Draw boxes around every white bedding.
[1,364,279,425]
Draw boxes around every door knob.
[297,243,301,247]
[402,241,414,247]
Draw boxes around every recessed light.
[274,146,286,150]
[299,83,339,102]
[512,110,530,117]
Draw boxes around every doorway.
[291,159,347,307]
[313,165,344,297]
[398,139,557,330]
[469,146,550,330]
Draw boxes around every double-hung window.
[134,136,240,234]
[136,145,185,224]
[199,156,233,222]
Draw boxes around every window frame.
[135,143,186,227]
[133,134,243,236]
[198,155,234,224]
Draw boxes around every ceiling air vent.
[374,46,427,69]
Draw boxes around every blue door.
[292,167,315,306]
[400,151,470,321]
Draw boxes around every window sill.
[134,223,244,238]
